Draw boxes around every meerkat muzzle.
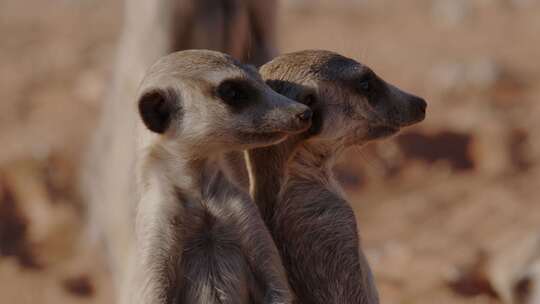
[401,96,427,126]
[278,107,312,134]
[296,109,312,123]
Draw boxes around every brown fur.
[247,50,427,304]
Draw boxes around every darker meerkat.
[246,50,427,304]
[126,50,311,304]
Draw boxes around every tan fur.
[119,50,309,304]
[80,0,277,297]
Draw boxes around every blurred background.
[1,0,539,303]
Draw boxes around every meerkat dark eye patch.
[357,80,370,92]
[352,71,375,95]
[345,70,385,107]
[265,80,323,136]
[299,93,317,107]
[138,88,178,134]
[216,78,258,110]
[307,106,323,136]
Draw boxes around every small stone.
[62,275,95,298]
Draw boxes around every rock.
[487,233,540,304]
[447,251,498,299]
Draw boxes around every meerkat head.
[260,50,426,146]
[137,50,312,155]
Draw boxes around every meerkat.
[123,50,312,304]
[81,0,277,289]
[245,50,427,304]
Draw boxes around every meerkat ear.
[138,88,178,134]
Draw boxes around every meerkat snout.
[266,99,312,134]
[296,108,312,123]
[276,105,312,133]
[408,95,427,123]
[384,82,427,127]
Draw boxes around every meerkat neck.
[287,141,343,192]
[140,142,218,199]
[246,137,302,222]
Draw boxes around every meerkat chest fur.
[135,144,253,304]
[264,142,379,304]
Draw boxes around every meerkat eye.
[353,70,377,95]
[358,81,370,91]
[216,78,256,108]
[356,75,373,93]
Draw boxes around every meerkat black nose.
[296,109,312,122]
[411,97,427,118]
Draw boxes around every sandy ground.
[1,0,540,303]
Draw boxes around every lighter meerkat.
[245,50,427,304]
[81,0,277,289]
[124,50,312,304]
